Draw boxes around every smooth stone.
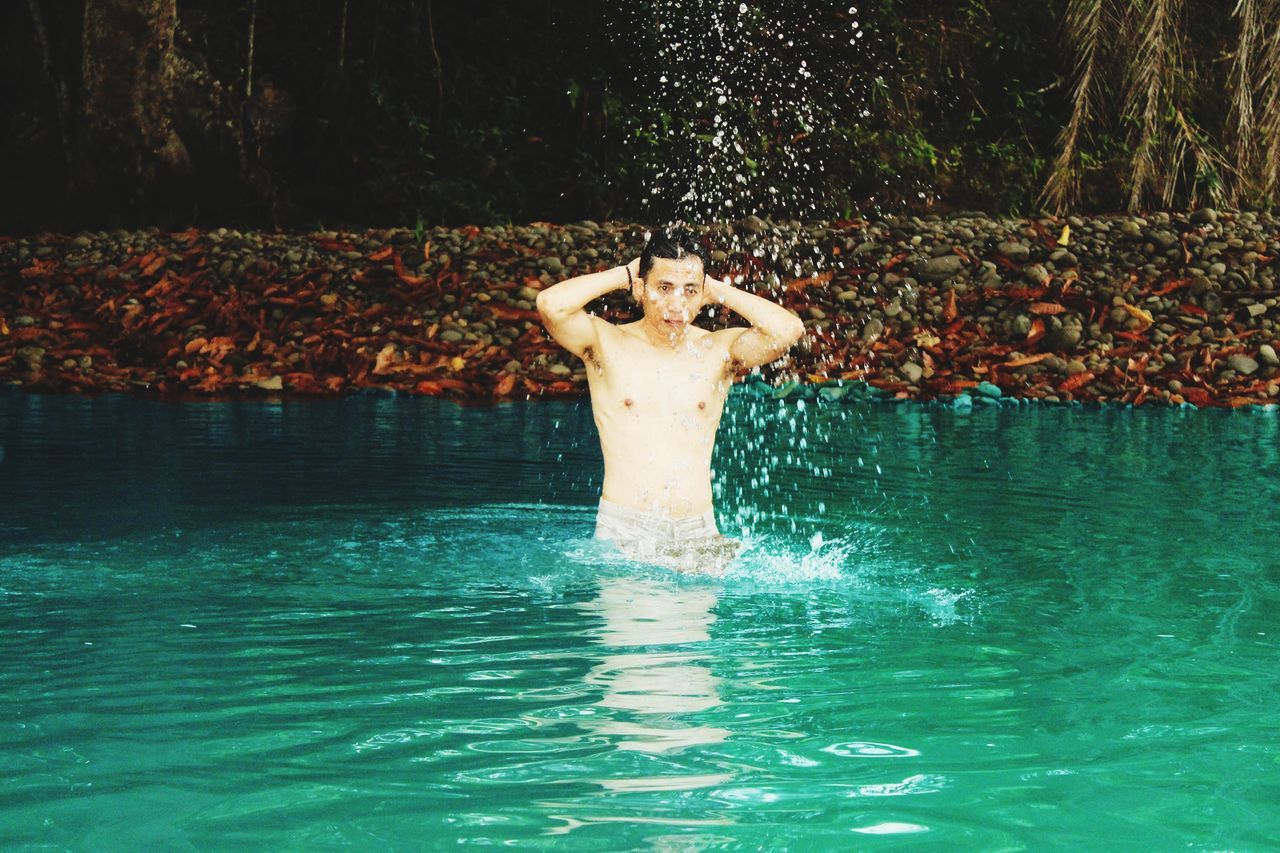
[997,241,1031,261]
[548,363,572,376]
[919,254,965,280]
[898,361,924,383]
[1189,207,1218,224]
[1258,344,1279,366]
[1227,354,1259,375]
[861,318,884,341]
[439,330,464,343]
[976,381,1002,399]
[1247,303,1267,317]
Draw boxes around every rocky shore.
[3,210,1280,409]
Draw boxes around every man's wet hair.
[639,228,709,281]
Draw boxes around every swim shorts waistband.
[595,497,719,542]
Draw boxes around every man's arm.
[535,259,636,358]
[706,276,806,370]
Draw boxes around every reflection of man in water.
[575,577,734,789]
[536,229,804,572]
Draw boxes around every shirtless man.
[535,228,805,570]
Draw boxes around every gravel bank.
[3,210,1279,408]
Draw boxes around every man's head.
[634,228,709,337]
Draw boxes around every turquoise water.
[2,387,1278,850]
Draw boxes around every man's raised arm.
[535,259,637,358]
[706,275,806,370]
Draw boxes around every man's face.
[636,256,705,335]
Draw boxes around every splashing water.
[609,0,871,225]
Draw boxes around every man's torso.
[582,317,740,519]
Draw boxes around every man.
[535,228,805,572]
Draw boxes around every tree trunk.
[78,0,192,221]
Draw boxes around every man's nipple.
[698,401,706,409]
[624,398,634,407]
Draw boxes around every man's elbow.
[534,290,558,320]
[784,315,806,345]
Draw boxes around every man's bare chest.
[586,332,733,411]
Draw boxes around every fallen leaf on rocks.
[943,290,958,322]
[488,304,541,322]
[1153,278,1192,296]
[1026,318,1046,345]
[1029,302,1067,315]
[373,343,398,374]
[392,253,431,287]
[1058,371,1095,392]
[1004,352,1053,368]
[913,330,941,348]
[1120,303,1154,327]
[1181,386,1213,406]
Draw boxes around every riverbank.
[3,211,1279,407]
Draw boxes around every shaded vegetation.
[2,0,1276,233]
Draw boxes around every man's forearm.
[536,265,628,318]
[710,278,805,340]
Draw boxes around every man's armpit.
[717,327,751,378]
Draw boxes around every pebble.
[1227,354,1259,376]
[918,254,965,280]
[1259,344,1279,366]
[976,381,1002,399]
[997,241,1031,262]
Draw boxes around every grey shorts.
[594,497,741,570]
[595,497,719,542]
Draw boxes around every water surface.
[2,388,1277,849]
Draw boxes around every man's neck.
[638,321,687,350]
